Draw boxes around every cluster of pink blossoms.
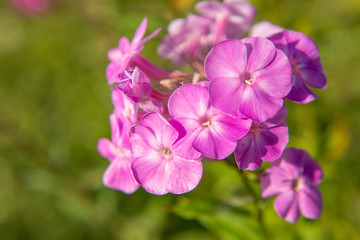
[98,0,326,223]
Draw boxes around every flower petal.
[103,158,140,194]
[165,156,203,194]
[274,191,301,223]
[97,138,116,160]
[140,112,179,147]
[205,40,247,80]
[298,184,323,219]
[261,167,292,198]
[168,84,210,118]
[286,75,317,104]
[234,136,263,170]
[241,37,277,72]
[193,128,237,159]
[209,77,242,117]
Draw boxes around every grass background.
[0,0,360,239]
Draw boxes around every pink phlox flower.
[196,0,256,42]
[11,0,52,16]
[249,21,284,38]
[261,147,324,223]
[116,67,152,102]
[234,104,289,170]
[97,114,140,194]
[106,17,161,84]
[130,112,203,195]
[168,83,252,160]
[111,88,138,123]
[157,14,214,65]
[205,37,292,122]
[268,30,327,103]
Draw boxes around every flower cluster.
[98,0,326,223]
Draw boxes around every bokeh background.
[1,0,360,239]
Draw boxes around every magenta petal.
[249,21,284,38]
[165,155,203,194]
[298,185,322,219]
[238,84,284,122]
[97,138,116,160]
[282,30,320,59]
[298,67,327,89]
[234,136,263,170]
[266,104,288,126]
[286,75,317,104]
[132,154,168,195]
[205,40,247,80]
[209,77,242,117]
[211,111,252,141]
[131,17,147,48]
[130,125,159,157]
[140,113,179,147]
[168,84,210,118]
[242,37,277,72]
[261,167,292,198]
[106,62,126,85]
[301,150,324,185]
[103,159,140,194]
[257,123,289,162]
[171,117,203,160]
[195,0,225,17]
[193,128,236,159]
[254,49,292,98]
[274,191,301,223]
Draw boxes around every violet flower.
[130,112,203,195]
[168,83,252,159]
[268,30,327,103]
[261,148,323,223]
[106,17,161,84]
[97,114,140,194]
[116,67,152,102]
[234,104,289,170]
[205,37,292,122]
[195,0,256,42]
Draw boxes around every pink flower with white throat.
[168,83,252,159]
[261,148,324,223]
[130,112,203,195]
[205,37,293,122]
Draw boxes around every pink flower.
[249,21,284,38]
[196,0,256,42]
[168,83,252,159]
[234,104,289,170]
[106,17,161,84]
[261,148,323,223]
[268,30,327,103]
[205,37,292,122]
[97,114,140,194]
[130,112,203,195]
[157,14,213,65]
[11,0,52,16]
[116,67,152,102]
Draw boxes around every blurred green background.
[1,0,360,239]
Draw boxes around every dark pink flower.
[196,0,256,42]
[130,112,203,195]
[261,148,323,223]
[234,104,289,170]
[106,17,161,84]
[111,88,138,123]
[268,30,327,103]
[116,67,152,102]
[168,83,251,159]
[97,114,140,194]
[205,37,292,122]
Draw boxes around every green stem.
[239,170,271,240]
